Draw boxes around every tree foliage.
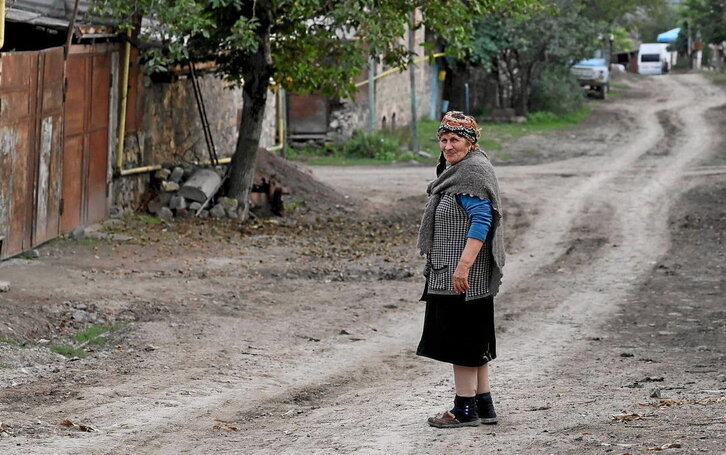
[580,0,662,26]
[93,0,537,213]
[681,0,726,46]
[626,0,680,43]
[95,0,534,97]
[469,0,597,115]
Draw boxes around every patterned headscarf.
[437,111,480,144]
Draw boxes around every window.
[641,54,661,62]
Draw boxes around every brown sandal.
[427,410,480,428]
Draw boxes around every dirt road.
[1,73,724,454]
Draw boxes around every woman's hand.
[453,262,471,294]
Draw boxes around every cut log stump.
[179,169,222,203]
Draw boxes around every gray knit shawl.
[417,149,505,274]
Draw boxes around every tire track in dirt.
[10,75,724,454]
[211,74,724,455]
[405,75,723,454]
[122,74,724,454]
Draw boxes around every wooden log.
[179,168,222,203]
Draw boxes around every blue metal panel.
[657,28,681,43]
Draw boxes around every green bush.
[73,324,118,345]
[527,111,560,123]
[530,67,584,116]
[341,131,400,160]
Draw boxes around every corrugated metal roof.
[7,0,118,27]
[5,7,70,28]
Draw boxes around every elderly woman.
[416,111,505,428]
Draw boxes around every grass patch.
[288,108,591,165]
[287,129,431,166]
[611,82,630,89]
[289,154,405,166]
[479,138,503,150]
[73,324,118,345]
[50,345,86,358]
[407,119,442,157]
[137,215,164,224]
[0,337,18,346]
[704,70,726,86]
[495,152,512,161]
[480,107,591,147]
[0,362,14,369]
[283,199,306,212]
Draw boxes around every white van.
[638,43,670,75]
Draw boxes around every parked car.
[638,43,670,75]
[570,58,610,99]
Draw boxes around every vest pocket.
[429,264,452,291]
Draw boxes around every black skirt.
[416,289,497,367]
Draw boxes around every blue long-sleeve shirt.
[456,194,493,242]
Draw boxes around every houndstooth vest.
[425,193,500,301]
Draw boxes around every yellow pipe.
[119,164,163,176]
[355,52,445,88]
[119,145,280,176]
[276,87,285,151]
[0,0,5,50]
[120,157,232,177]
[118,88,286,177]
[119,145,283,176]
[115,41,131,173]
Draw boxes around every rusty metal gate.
[0,47,64,259]
[287,93,329,140]
[61,44,112,233]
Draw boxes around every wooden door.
[62,45,112,233]
[0,47,64,259]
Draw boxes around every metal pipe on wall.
[276,86,286,155]
[367,56,376,132]
[118,84,285,177]
[408,9,419,153]
[464,83,470,114]
[429,60,438,120]
[0,0,6,50]
[115,41,131,174]
[354,52,446,89]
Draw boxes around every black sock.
[476,392,492,401]
[453,395,477,417]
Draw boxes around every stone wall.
[378,63,433,130]
[327,25,438,140]
[111,21,439,213]
[112,73,278,213]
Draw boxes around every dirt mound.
[255,149,348,211]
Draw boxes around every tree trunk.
[226,26,274,220]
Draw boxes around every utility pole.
[408,9,419,153]
[368,56,375,132]
[687,21,693,70]
[608,33,614,68]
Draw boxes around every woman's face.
[439,132,472,165]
